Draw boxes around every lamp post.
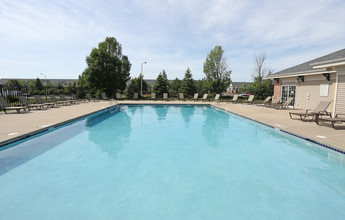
[40,73,48,102]
[140,62,147,96]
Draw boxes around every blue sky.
[1,0,345,82]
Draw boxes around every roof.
[267,48,345,78]
[0,78,78,87]
[229,82,252,89]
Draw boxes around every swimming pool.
[1,104,345,219]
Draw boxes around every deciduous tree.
[203,46,231,94]
[80,37,131,97]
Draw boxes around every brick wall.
[273,79,282,101]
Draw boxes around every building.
[227,82,252,94]
[266,48,345,116]
[0,78,78,87]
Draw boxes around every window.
[281,85,296,105]
[320,84,329,97]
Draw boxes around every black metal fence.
[0,84,29,106]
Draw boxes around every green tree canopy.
[203,46,231,94]
[126,75,148,98]
[153,70,169,98]
[180,67,196,98]
[169,78,181,97]
[195,78,211,95]
[80,37,131,97]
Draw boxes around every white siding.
[335,75,345,115]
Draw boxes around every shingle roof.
[268,48,345,77]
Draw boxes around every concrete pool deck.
[0,100,344,152]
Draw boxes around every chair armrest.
[335,114,345,118]
[305,109,312,113]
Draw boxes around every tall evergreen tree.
[170,78,181,97]
[153,70,169,98]
[180,67,196,98]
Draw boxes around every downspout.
[332,71,338,118]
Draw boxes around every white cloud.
[1,0,345,82]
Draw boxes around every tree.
[35,78,44,91]
[170,78,181,97]
[153,70,169,98]
[195,78,211,95]
[247,52,274,100]
[239,82,248,93]
[126,76,148,98]
[80,37,131,97]
[203,46,231,94]
[180,67,196,98]
[252,52,274,83]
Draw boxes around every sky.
[1,0,345,82]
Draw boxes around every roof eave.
[265,69,335,79]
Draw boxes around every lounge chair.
[116,93,123,100]
[319,114,345,129]
[256,96,272,106]
[266,96,280,108]
[71,94,87,103]
[34,95,55,108]
[101,92,117,103]
[60,94,78,104]
[179,93,184,100]
[272,97,294,109]
[241,95,255,104]
[228,94,238,103]
[133,93,138,99]
[193,93,198,101]
[202,94,208,101]
[151,93,156,100]
[0,96,30,113]
[86,93,100,102]
[18,96,48,110]
[163,93,168,100]
[213,94,220,103]
[289,101,332,122]
[50,95,70,106]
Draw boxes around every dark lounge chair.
[60,94,78,104]
[71,94,87,103]
[101,92,110,101]
[49,95,70,106]
[101,92,117,103]
[18,96,48,110]
[318,114,345,129]
[0,96,30,113]
[34,95,56,108]
[86,93,100,102]
[289,101,332,122]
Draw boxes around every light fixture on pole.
[140,62,147,96]
[40,73,48,102]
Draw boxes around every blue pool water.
[0,105,345,220]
